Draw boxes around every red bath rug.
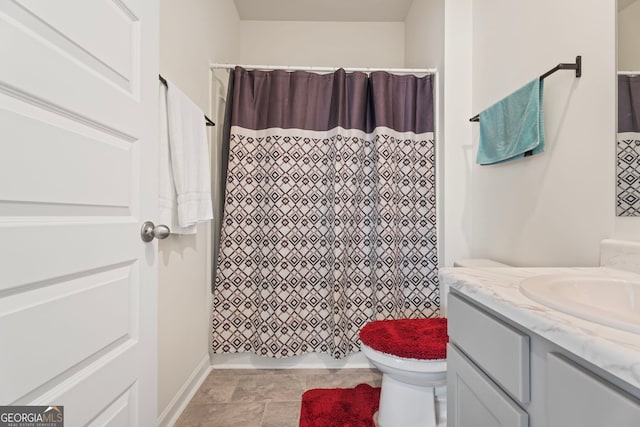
[299,383,381,427]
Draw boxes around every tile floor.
[175,368,382,427]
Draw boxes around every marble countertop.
[439,266,640,391]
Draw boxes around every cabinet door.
[448,344,528,427]
[547,353,640,427]
[448,293,530,403]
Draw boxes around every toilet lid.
[359,318,448,360]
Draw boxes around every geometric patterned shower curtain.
[617,74,640,216]
[212,67,438,359]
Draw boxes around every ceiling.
[233,0,415,22]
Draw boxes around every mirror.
[617,0,640,216]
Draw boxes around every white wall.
[158,0,239,423]
[442,0,475,268]
[405,0,444,69]
[618,0,640,71]
[238,21,405,68]
[405,0,471,269]
[468,0,617,266]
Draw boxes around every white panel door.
[0,0,158,425]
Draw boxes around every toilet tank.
[453,259,510,268]
[440,259,510,317]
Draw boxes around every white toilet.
[360,259,509,427]
[359,318,448,427]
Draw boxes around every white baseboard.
[210,351,374,369]
[157,354,212,427]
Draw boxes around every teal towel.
[477,78,545,165]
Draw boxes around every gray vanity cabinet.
[447,290,640,427]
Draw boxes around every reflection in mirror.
[617,0,640,216]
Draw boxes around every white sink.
[519,274,640,334]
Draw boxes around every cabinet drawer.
[448,292,530,403]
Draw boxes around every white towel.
[159,81,213,234]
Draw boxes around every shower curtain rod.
[209,63,436,75]
[159,74,215,127]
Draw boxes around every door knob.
[140,221,170,242]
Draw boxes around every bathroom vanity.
[439,264,640,427]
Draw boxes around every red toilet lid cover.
[359,318,448,360]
